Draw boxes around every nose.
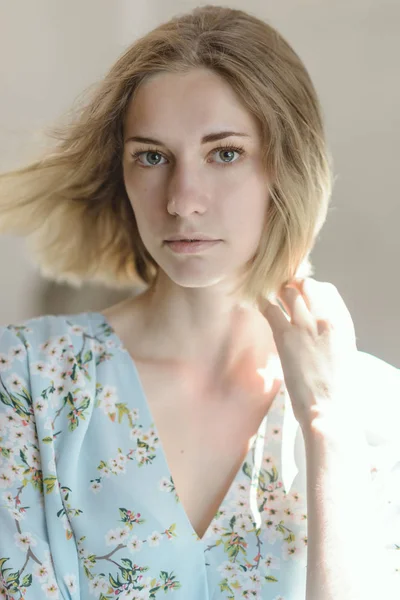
[166,162,210,217]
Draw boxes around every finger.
[279,285,317,335]
[259,298,291,336]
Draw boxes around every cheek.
[221,177,269,228]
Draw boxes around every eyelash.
[129,143,246,167]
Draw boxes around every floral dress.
[0,312,399,599]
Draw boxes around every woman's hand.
[259,278,359,431]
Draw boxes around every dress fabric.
[0,312,399,599]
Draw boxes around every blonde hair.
[0,5,333,304]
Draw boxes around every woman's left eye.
[212,146,245,164]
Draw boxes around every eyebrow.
[124,131,251,145]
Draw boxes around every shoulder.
[0,312,101,368]
[0,311,96,346]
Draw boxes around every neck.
[118,273,275,372]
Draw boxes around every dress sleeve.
[0,325,67,599]
[356,351,400,594]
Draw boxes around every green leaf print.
[83,350,93,364]
[0,387,32,419]
[265,575,279,582]
[109,573,123,589]
[1,447,11,459]
[120,559,133,570]
[21,573,33,587]
[0,558,10,571]
[242,461,252,479]
[115,402,132,425]
[42,436,53,444]
[43,475,57,493]
[285,531,296,544]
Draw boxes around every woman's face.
[122,67,271,290]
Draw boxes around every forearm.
[302,416,394,600]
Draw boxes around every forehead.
[124,68,260,141]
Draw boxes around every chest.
[134,359,280,539]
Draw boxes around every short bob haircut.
[0,5,333,305]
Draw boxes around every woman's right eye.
[131,150,167,167]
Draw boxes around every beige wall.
[0,0,399,367]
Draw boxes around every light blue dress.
[0,312,399,599]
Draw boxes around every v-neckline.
[90,311,277,543]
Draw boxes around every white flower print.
[64,574,77,594]
[147,531,161,547]
[89,575,109,597]
[134,447,148,463]
[116,527,130,542]
[205,522,224,539]
[230,495,250,513]
[264,553,280,570]
[9,507,25,521]
[262,519,280,545]
[42,580,59,598]
[97,385,118,416]
[232,481,249,499]
[129,408,140,421]
[31,361,48,376]
[101,466,111,478]
[217,560,239,579]
[90,481,102,493]
[234,514,254,535]
[159,476,173,492]
[282,505,297,523]
[6,373,27,394]
[46,362,62,380]
[91,341,105,354]
[69,325,84,336]
[262,453,275,469]
[26,447,41,469]
[8,428,26,451]
[105,338,118,349]
[127,535,143,552]
[14,531,37,550]
[53,377,68,395]
[214,505,232,524]
[105,529,119,546]
[39,337,64,358]
[34,562,50,582]
[130,426,141,439]
[271,426,282,440]
[2,491,13,506]
[0,468,14,489]
[0,407,20,428]
[109,455,127,475]
[0,352,11,372]
[144,427,159,447]
[8,462,22,480]
[116,452,128,467]
[241,569,262,593]
[34,398,48,415]
[8,344,26,360]
[282,541,306,562]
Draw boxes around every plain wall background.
[0,0,399,367]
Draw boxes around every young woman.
[0,6,398,599]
